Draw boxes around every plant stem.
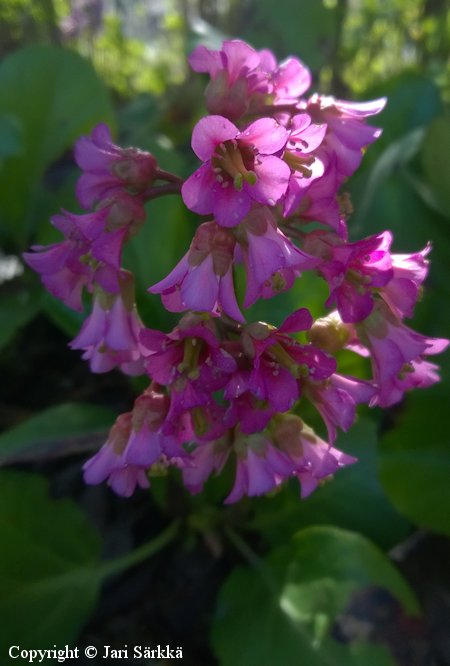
[143,182,183,201]
[224,524,277,593]
[97,520,180,580]
[156,169,184,186]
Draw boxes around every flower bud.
[307,312,350,354]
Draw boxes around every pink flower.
[83,413,150,497]
[189,39,311,120]
[354,304,448,406]
[225,431,295,503]
[23,207,112,311]
[189,40,266,120]
[306,94,386,180]
[74,123,157,208]
[70,275,145,375]
[238,206,319,307]
[306,373,376,442]
[140,315,237,416]
[224,309,336,431]
[23,193,146,309]
[181,115,290,227]
[182,437,231,495]
[126,389,188,465]
[259,50,311,103]
[381,243,431,318]
[148,221,243,322]
[283,154,345,235]
[308,230,394,323]
[271,415,357,497]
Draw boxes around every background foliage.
[0,1,449,664]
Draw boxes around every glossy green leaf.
[0,45,114,247]
[0,472,101,660]
[0,403,114,465]
[421,115,450,216]
[213,526,418,666]
[250,419,411,549]
[379,387,450,536]
[0,283,43,351]
[0,114,23,163]
[365,72,443,155]
[241,0,338,71]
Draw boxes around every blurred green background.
[0,1,449,665]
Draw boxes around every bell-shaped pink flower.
[75,123,158,208]
[271,415,357,498]
[353,304,448,406]
[381,243,431,318]
[306,94,386,180]
[306,373,376,442]
[140,315,237,417]
[238,206,319,307]
[83,413,150,497]
[225,431,295,503]
[182,115,290,227]
[224,309,336,431]
[149,221,243,322]
[70,274,145,375]
[189,39,311,121]
[307,230,394,323]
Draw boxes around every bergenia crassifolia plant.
[25,39,448,501]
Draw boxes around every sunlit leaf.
[0,472,101,659]
[0,45,115,248]
[379,386,450,536]
[213,526,419,666]
[0,403,114,465]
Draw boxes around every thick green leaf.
[0,472,101,661]
[0,114,23,163]
[364,72,443,156]
[213,526,418,666]
[421,115,450,216]
[241,0,338,71]
[124,196,195,331]
[0,45,114,247]
[379,387,450,536]
[0,403,114,465]
[0,283,43,351]
[250,419,411,549]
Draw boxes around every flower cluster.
[25,39,448,501]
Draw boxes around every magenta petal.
[181,255,219,312]
[188,45,224,76]
[240,117,288,154]
[334,97,387,118]
[191,115,238,161]
[126,426,161,466]
[297,471,319,498]
[105,299,137,351]
[161,288,185,312]
[83,445,121,485]
[108,467,149,497]
[149,254,189,293]
[222,40,260,80]
[279,308,313,333]
[274,57,311,98]
[213,185,252,227]
[224,460,248,504]
[246,450,278,496]
[251,155,290,204]
[218,266,245,322]
[181,163,217,215]
[70,299,106,349]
